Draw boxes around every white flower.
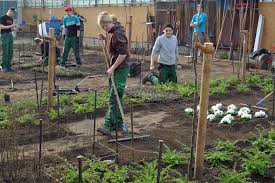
[227,108,237,115]
[227,104,237,111]
[211,105,219,112]
[241,113,252,120]
[214,109,224,117]
[216,103,223,109]
[254,110,266,118]
[238,107,251,115]
[220,114,234,124]
[207,114,216,122]
[185,108,194,115]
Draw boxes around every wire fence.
[22,0,157,8]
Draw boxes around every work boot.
[142,72,159,85]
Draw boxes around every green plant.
[0,110,7,121]
[209,83,228,95]
[16,114,38,125]
[219,51,229,59]
[247,74,262,87]
[162,145,188,167]
[48,108,67,120]
[176,83,196,97]
[236,83,250,93]
[102,166,128,183]
[206,140,237,167]
[226,75,239,86]
[133,161,157,183]
[62,167,97,183]
[262,83,273,94]
[155,83,177,92]
[220,168,250,183]
[57,95,71,105]
[86,159,109,173]
[252,135,273,152]
[244,150,272,176]
[0,120,9,129]
[268,128,275,140]
[215,140,236,152]
[206,150,234,167]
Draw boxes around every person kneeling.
[143,24,179,85]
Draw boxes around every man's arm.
[175,39,179,64]
[190,15,196,27]
[150,37,161,70]
[0,24,16,30]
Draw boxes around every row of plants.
[0,90,147,129]
[0,100,38,128]
[61,145,192,183]
[206,128,275,182]
[185,103,267,125]
[58,128,275,183]
[0,73,272,129]
[155,74,273,97]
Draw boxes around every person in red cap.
[60,6,81,67]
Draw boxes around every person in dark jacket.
[34,38,61,65]
[97,12,130,135]
[0,7,17,72]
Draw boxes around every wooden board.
[259,2,275,53]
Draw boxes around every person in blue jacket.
[190,4,208,57]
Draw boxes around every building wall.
[259,2,275,52]
[22,5,154,42]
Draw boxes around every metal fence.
[22,0,157,8]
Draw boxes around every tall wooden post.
[194,42,214,180]
[47,28,56,111]
[128,16,133,52]
[240,30,248,82]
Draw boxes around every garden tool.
[101,40,129,135]
[74,75,103,92]
[142,71,159,85]
[256,91,273,106]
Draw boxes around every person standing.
[73,10,87,49]
[97,12,130,135]
[60,6,81,67]
[150,24,179,84]
[0,7,17,72]
[190,4,208,50]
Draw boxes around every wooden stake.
[214,7,228,58]
[240,30,248,82]
[47,28,56,111]
[194,42,214,180]
[128,16,133,53]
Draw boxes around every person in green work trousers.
[0,7,17,72]
[149,24,179,84]
[60,6,81,67]
[97,12,130,135]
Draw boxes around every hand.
[107,67,114,75]
[193,22,198,27]
[98,33,106,40]
[150,64,155,71]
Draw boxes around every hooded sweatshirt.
[108,25,129,69]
